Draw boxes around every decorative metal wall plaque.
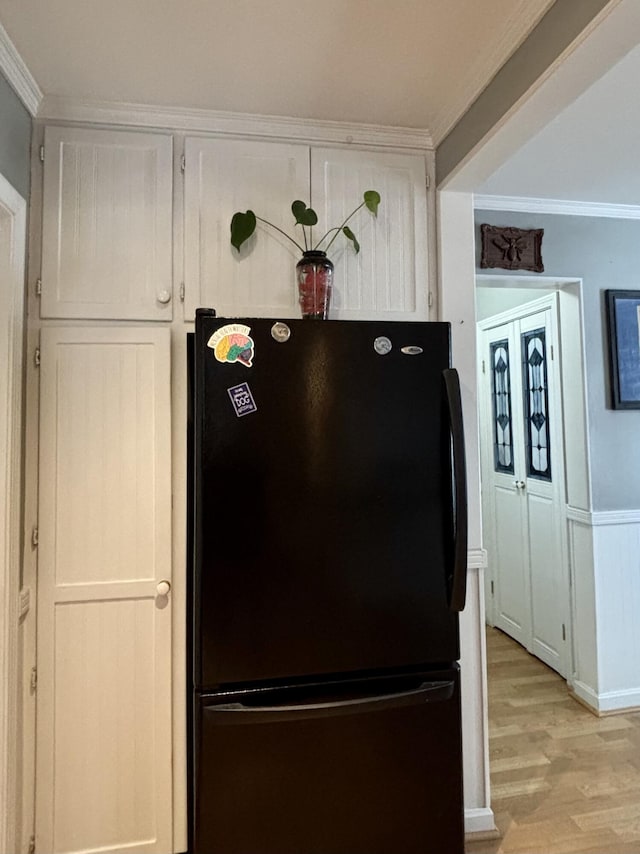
[480,224,544,273]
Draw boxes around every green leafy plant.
[230,190,381,255]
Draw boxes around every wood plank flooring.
[466,627,640,854]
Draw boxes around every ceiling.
[476,39,640,206]
[0,0,554,144]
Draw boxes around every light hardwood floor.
[466,627,640,854]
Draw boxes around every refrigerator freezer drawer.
[193,668,464,854]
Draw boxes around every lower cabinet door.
[36,326,173,854]
[194,668,464,854]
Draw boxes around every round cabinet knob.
[157,289,172,305]
[156,580,171,596]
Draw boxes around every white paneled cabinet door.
[41,127,173,320]
[310,147,428,320]
[36,327,173,854]
[184,137,310,319]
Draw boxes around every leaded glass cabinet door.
[480,295,568,679]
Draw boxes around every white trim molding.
[0,21,42,116]
[37,95,434,151]
[464,807,498,836]
[474,194,640,220]
[468,547,488,570]
[0,171,27,854]
[567,506,640,526]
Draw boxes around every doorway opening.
[475,273,589,687]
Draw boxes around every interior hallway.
[466,627,640,854]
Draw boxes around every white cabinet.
[35,327,173,854]
[184,137,310,319]
[183,139,429,321]
[41,127,174,320]
[311,148,428,320]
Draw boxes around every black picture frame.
[606,289,640,409]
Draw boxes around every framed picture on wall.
[606,289,640,409]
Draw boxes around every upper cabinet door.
[183,137,310,320]
[41,127,173,320]
[311,148,429,321]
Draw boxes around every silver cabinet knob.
[513,480,526,490]
[156,580,171,596]
[157,289,172,304]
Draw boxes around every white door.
[35,327,173,854]
[183,137,310,319]
[41,127,174,321]
[480,295,569,676]
[310,147,429,320]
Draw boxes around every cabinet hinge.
[30,667,37,693]
[562,623,566,641]
[482,359,486,374]
[19,587,30,621]
[28,834,35,854]
[490,580,494,596]
[39,145,44,163]
[427,291,433,309]
[179,282,185,302]
[425,174,431,190]
[32,526,39,547]
[35,278,42,297]
[551,344,554,360]
[180,154,186,173]
[34,347,40,367]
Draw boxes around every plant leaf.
[230,210,257,251]
[364,190,381,216]
[291,200,318,227]
[343,226,360,253]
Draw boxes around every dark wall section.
[0,69,32,199]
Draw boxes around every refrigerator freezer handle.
[443,368,468,612]
[204,680,455,724]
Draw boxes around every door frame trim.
[0,170,26,854]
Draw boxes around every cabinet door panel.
[311,148,428,320]
[184,138,309,319]
[36,327,173,854]
[41,127,173,320]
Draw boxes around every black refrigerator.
[189,310,468,854]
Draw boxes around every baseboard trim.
[464,807,497,835]
[571,680,640,715]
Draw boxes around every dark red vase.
[296,251,333,319]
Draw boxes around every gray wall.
[476,209,640,511]
[0,70,31,199]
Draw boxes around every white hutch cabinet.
[29,114,433,854]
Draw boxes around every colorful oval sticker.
[207,324,255,367]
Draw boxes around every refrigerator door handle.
[443,368,468,612]
[204,680,455,724]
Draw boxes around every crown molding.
[430,0,555,145]
[37,95,434,151]
[0,21,42,116]
[474,193,640,220]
